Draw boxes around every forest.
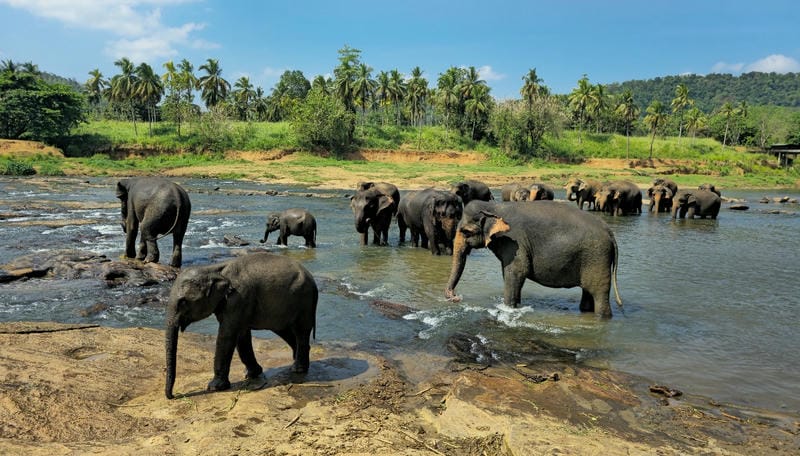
[2,46,800,162]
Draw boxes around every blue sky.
[1,0,799,99]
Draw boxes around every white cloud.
[477,65,505,81]
[712,54,800,75]
[745,54,800,73]
[0,0,215,63]
[711,61,745,74]
[262,67,286,78]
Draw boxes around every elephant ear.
[479,211,510,247]
[687,194,698,205]
[377,195,395,214]
[115,180,129,200]
[647,186,655,197]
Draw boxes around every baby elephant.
[165,252,318,399]
[260,208,317,247]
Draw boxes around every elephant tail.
[153,199,184,241]
[611,233,623,310]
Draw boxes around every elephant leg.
[236,330,263,380]
[579,289,595,312]
[292,327,312,373]
[419,232,429,249]
[397,215,407,244]
[125,218,139,259]
[209,329,238,392]
[139,223,160,263]
[273,328,298,361]
[502,263,526,308]
[305,234,315,248]
[359,231,368,246]
[170,230,184,267]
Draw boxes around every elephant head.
[513,188,531,201]
[429,192,463,246]
[648,184,674,213]
[115,179,131,233]
[350,188,395,234]
[451,182,471,204]
[165,265,230,399]
[671,190,695,218]
[260,212,281,243]
[445,202,510,300]
[698,183,721,197]
[565,178,583,202]
[594,188,613,214]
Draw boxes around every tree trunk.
[649,131,656,159]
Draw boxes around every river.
[1,176,799,415]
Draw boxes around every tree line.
[2,49,800,156]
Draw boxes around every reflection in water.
[0,177,799,414]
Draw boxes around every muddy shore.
[0,321,798,455]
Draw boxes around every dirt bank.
[0,322,797,455]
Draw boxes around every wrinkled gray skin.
[671,189,721,219]
[165,252,318,399]
[445,201,622,317]
[647,184,675,213]
[653,178,679,197]
[595,180,642,216]
[451,179,494,205]
[698,183,721,197]
[565,178,601,210]
[397,188,463,255]
[529,183,555,200]
[501,182,531,201]
[260,208,317,248]
[116,178,191,267]
[350,182,400,246]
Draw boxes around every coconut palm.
[178,59,196,102]
[134,62,163,136]
[311,75,332,96]
[644,100,668,159]
[718,102,736,148]
[352,63,377,123]
[520,68,548,107]
[684,107,706,144]
[407,67,427,127]
[374,71,391,125]
[464,84,491,140]
[85,69,108,118]
[458,66,485,101]
[436,67,462,137]
[568,75,593,144]
[589,83,609,133]
[614,89,639,159]
[671,83,693,142]
[388,69,406,125]
[232,76,255,120]
[109,57,139,135]
[197,58,230,108]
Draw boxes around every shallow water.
[1,176,799,414]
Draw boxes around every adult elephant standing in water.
[397,188,463,255]
[350,182,400,246]
[445,201,622,317]
[116,177,191,267]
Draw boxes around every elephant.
[565,178,602,210]
[653,178,679,197]
[451,179,494,205]
[595,180,642,216]
[164,252,318,399]
[647,183,675,213]
[115,177,191,267]
[445,200,622,317]
[671,189,721,219]
[260,208,317,247]
[501,183,531,201]
[397,188,463,255]
[698,183,721,197]
[529,183,555,200]
[350,182,400,246]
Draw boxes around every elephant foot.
[291,362,309,374]
[207,377,231,392]
[245,366,263,380]
[144,255,159,264]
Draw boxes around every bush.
[2,160,36,176]
[290,88,355,154]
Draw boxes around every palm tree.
[109,57,139,135]
[436,67,461,138]
[178,59,196,102]
[719,102,736,148]
[232,76,255,120]
[388,69,407,125]
[644,100,668,159]
[134,62,163,136]
[253,87,268,121]
[520,68,544,107]
[568,75,593,144]
[464,84,490,139]
[352,63,377,123]
[374,71,391,125]
[671,83,692,142]
[733,100,749,145]
[614,89,640,159]
[197,58,230,108]
[20,62,40,76]
[684,107,706,144]
[311,75,332,95]
[85,69,108,118]
[0,59,18,74]
[458,66,485,101]
[407,66,428,146]
[589,83,609,133]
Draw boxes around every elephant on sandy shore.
[260,208,317,247]
[115,178,191,267]
[445,200,622,317]
[165,252,317,399]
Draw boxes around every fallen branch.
[284,413,302,429]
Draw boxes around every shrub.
[2,160,36,176]
[290,88,355,154]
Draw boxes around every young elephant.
[529,183,555,200]
[565,177,601,210]
[451,179,494,205]
[397,188,463,255]
[671,189,721,219]
[350,182,400,246]
[165,252,318,399]
[260,208,317,247]
[445,200,622,317]
[115,177,191,267]
[501,182,531,201]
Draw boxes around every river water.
[1,176,799,414]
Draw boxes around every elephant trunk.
[165,322,179,399]
[445,231,470,301]
[259,227,274,243]
[652,193,661,213]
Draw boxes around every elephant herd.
[564,177,722,220]
[116,175,715,399]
